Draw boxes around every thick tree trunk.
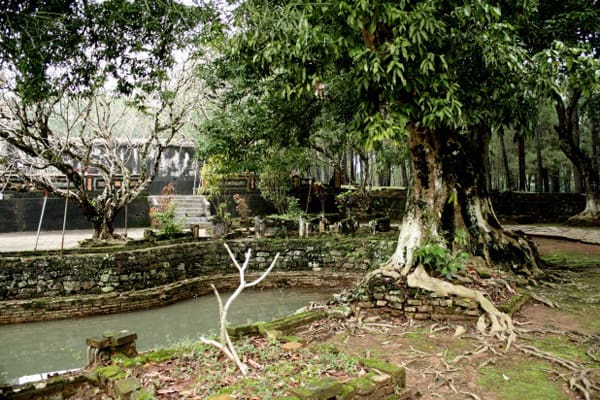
[92,218,116,240]
[381,125,541,276]
[447,127,542,276]
[79,197,119,240]
[399,161,410,187]
[555,90,600,226]
[385,124,450,275]
[360,125,531,340]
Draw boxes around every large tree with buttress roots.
[214,0,545,338]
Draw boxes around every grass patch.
[108,336,383,399]
[541,252,600,268]
[528,334,590,363]
[477,359,569,400]
[201,338,362,398]
[403,328,473,358]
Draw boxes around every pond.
[0,287,334,384]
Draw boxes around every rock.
[453,325,467,338]
[114,377,141,398]
[281,341,304,351]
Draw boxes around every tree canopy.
[0,0,220,239]
[0,0,220,101]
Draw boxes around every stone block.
[358,358,406,387]
[413,313,430,320]
[291,378,343,399]
[114,377,141,399]
[348,376,376,396]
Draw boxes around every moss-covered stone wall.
[0,271,363,324]
[0,237,395,323]
[0,238,393,301]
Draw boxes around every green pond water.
[0,288,333,384]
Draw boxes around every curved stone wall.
[0,271,363,324]
[0,237,394,324]
[0,238,394,301]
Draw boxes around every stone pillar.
[86,330,137,366]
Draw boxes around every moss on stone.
[226,323,260,337]
[499,290,531,316]
[142,348,176,363]
[113,377,141,397]
[336,384,356,400]
[292,378,343,400]
[348,375,376,395]
[279,335,305,343]
[358,357,406,387]
[258,310,327,335]
[95,365,126,382]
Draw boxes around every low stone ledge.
[0,373,86,400]
[0,271,362,324]
[227,309,327,337]
[0,238,395,301]
[288,358,406,400]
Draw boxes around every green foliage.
[256,150,308,214]
[149,199,183,237]
[335,190,370,218]
[0,0,220,101]
[285,196,304,219]
[149,184,183,236]
[413,242,468,279]
[200,157,232,224]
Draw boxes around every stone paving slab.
[0,225,598,253]
[507,224,600,245]
[0,228,146,252]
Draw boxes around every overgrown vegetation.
[149,184,183,237]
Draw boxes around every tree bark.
[384,124,451,275]
[516,134,526,191]
[498,125,513,191]
[535,127,544,192]
[447,126,541,275]
[361,124,538,340]
[399,160,410,187]
[555,89,600,226]
[380,125,541,276]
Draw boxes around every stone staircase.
[148,195,211,229]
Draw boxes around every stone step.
[183,217,210,223]
[148,195,212,228]
[175,207,208,214]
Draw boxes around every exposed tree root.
[406,265,516,349]
[566,210,600,227]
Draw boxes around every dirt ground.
[320,237,600,400]
[58,237,600,399]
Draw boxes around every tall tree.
[0,0,219,239]
[1,71,200,239]
[529,0,600,225]
[205,0,545,336]
[497,126,513,191]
